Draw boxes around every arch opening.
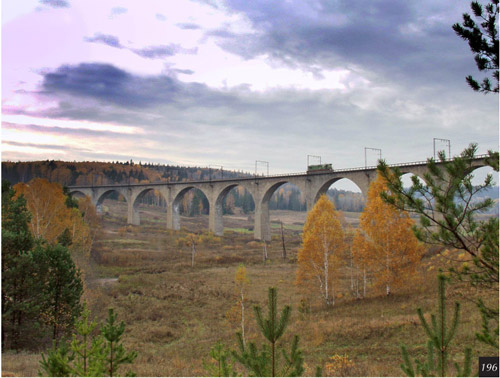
[133,188,168,226]
[260,181,306,240]
[319,178,365,228]
[469,166,499,187]
[222,185,255,216]
[400,173,425,189]
[69,190,87,200]
[173,187,210,232]
[215,184,255,234]
[96,190,127,219]
[468,166,499,217]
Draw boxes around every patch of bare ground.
[4,199,497,377]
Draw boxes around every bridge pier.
[254,200,271,242]
[127,203,140,225]
[208,198,224,236]
[166,203,180,231]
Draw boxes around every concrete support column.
[254,200,271,241]
[166,202,180,230]
[304,188,315,213]
[90,189,99,206]
[208,198,224,236]
[127,203,140,225]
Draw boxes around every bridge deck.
[68,155,488,189]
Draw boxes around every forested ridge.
[1,160,246,186]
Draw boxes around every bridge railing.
[68,155,490,189]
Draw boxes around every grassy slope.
[2,201,497,377]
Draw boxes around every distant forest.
[2,160,364,214]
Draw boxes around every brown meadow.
[2,200,496,377]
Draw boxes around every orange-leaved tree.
[75,195,100,257]
[297,194,346,306]
[13,179,96,258]
[14,178,74,244]
[352,174,424,296]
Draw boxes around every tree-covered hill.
[1,160,246,187]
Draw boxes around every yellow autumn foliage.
[296,195,346,306]
[352,174,424,295]
[14,178,74,243]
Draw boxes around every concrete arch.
[132,187,168,208]
[68,189,89,199]
[466,163,490,175]
[314,177,364,203]
[399,172,426,188]
[94,188,133,224]
[172,186,210,210]
[131,187,169,226]
[467,165,498,189]
[96,189,128,206]
[262,181,289,203]
[210,183,256,235]
[169,186,210,231]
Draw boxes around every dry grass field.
[2,200,497,377]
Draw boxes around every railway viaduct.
[68,157,489,241]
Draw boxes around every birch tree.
[235,265,249,346]
[352,174,424,296]
[296,195,346,306]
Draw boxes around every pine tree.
[453,0,499,93]
[35,243,83,342]
[232,287,304,377]
[378,144,499,345]
[57,228,73,247]
[101,309,137,377]
[203,342,237,377]
[39,340,74,377]
[380,143,498,288]
[39,305,137,377]
[400,275,472,377]
[1,180,40,350]
[63,186,79,209]
[70,305,106,377]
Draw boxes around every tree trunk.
[191,237,196,267]
[240,289,245,347]
[280,221,287,260]
[349,253,354,295]
[363,268,366,298]
[324,246,331,306]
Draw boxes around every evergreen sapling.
[400,274,472,377]
[232,287,304,377]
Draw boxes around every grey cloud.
[85,33,123,49]
[2,122,133,138]
[3,140,92,152]
[40,63,234,108]
[176,22,201,30]
[172,68,195,75]
[25,50,497,173]
[84,34,196,59]
[206,0,477,89]
[132,44,198,59]
[39,0,69,8]
[156,13,166,21]
[132,45,183,59]
[110,7,127,16]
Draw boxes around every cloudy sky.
[2,0,498,178]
